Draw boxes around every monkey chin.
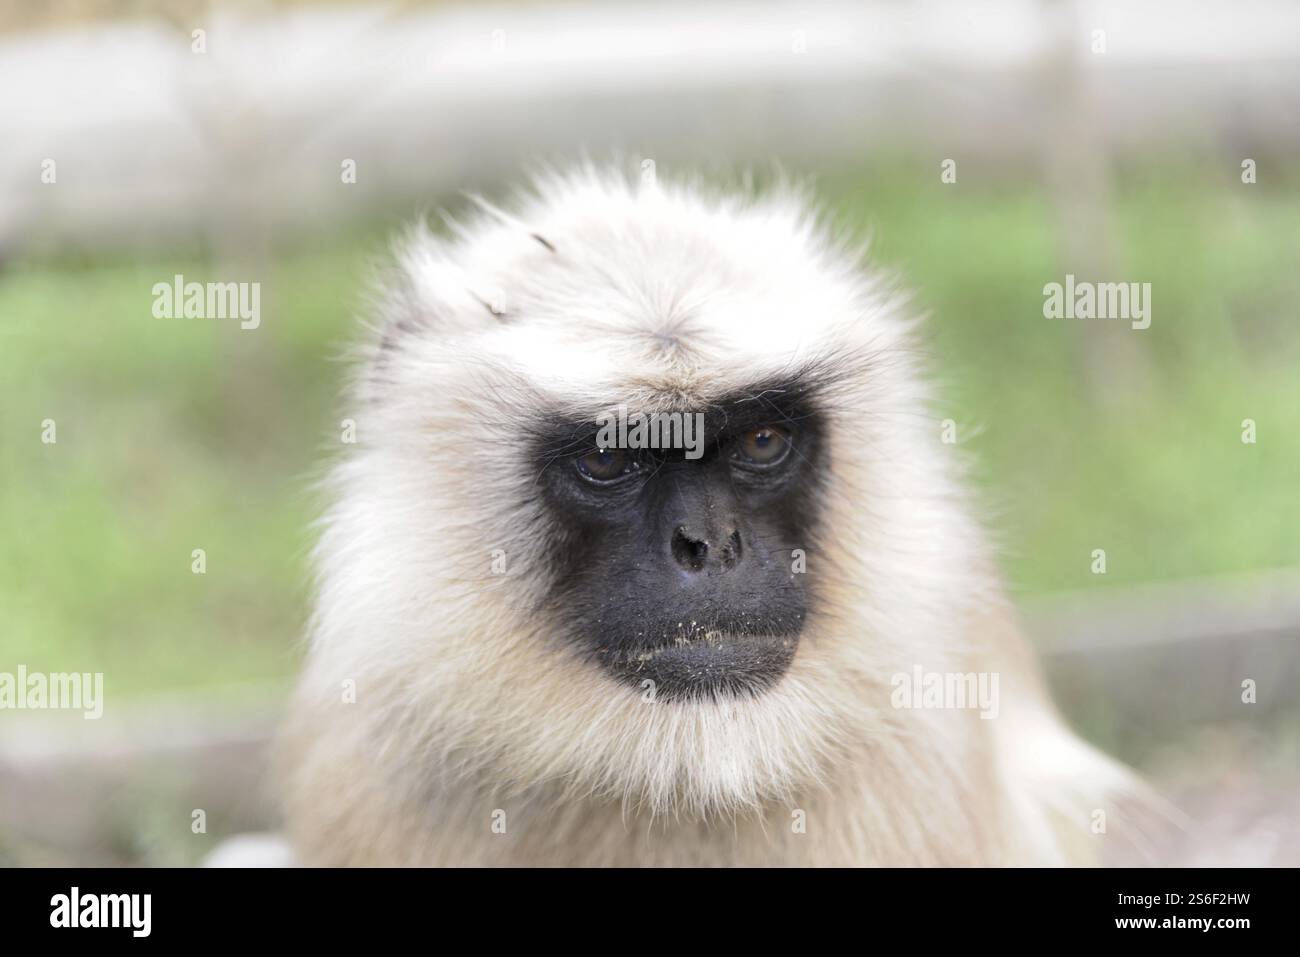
[598,628,801,702]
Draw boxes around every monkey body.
[283,600,1101,866]
[279,168,1135,867]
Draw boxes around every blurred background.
[1,0,1298,865]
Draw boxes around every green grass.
[3,159,1299,695]
[0,242,385,693]
[826,159,1300,597]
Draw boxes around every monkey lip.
[601,628,800,699]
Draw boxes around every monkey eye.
[575,448,638,483]
[734,425,791,467]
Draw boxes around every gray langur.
[276,166,1142,866]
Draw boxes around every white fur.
[279,166,1143,865]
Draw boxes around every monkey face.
[534,388,828,700]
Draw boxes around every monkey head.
[301,167,986,818]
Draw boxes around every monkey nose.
[671,525,742,573]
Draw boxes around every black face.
[532,381,827,701]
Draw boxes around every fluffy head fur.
[279,166,1142,865]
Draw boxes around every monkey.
[275,165,1146,867]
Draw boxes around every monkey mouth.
[599,626,800,701]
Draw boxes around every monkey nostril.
[671,526,743,573]
[671,526,709,572]
[719,528,743,570]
